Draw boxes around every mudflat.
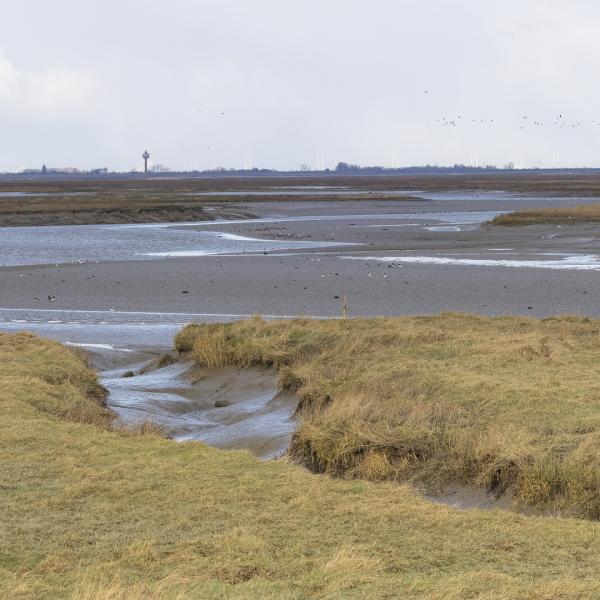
[2,194,600,320]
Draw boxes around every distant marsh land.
[3,172,600,225]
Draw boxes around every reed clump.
[490,203,600,225]
[179,313,600,518]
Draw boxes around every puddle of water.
[428,486,515,511]
[425,225,463,232]
[343,253,600,271]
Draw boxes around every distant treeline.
[4,164,600,180]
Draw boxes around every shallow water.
[343,252,600,271]
[0,210,505,267]
[0,223,342,267]
[102,358,295,459]
[0,313,297,459]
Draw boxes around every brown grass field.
[177,314,600,519]
[6,318,600,598]
[4,172,600,195]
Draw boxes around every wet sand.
[1,198,600,318]
[3,193,600,465]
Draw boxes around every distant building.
[41,164,47,174]
[150,164,170,173]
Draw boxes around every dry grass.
[177,314,600,518]
[0,178,419,226]
[490,203,600,225]
[8,329,600,597]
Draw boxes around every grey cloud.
[1,1,599,171]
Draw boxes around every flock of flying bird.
[196,94,599,159]
[199,101,596,135]
[426,113,598,130]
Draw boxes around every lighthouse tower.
[142,150,150,174]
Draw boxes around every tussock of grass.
[490,203,600,225]
[0,332,111,426]
[178,314,600,518]
[9,330,600,597]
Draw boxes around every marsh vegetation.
[6,329,600,598]
[4,172,600,225]
[177,313,600,519]
[490,203,600,225]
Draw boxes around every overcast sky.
[1,1,600,171]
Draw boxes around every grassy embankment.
[490,204,600,225]
[177,314,600,519]
[0,193,251,226]
[0,192,422,226]
[6,327,600,598]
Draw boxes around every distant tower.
[142,150,150,174]
[41,164,47,175]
